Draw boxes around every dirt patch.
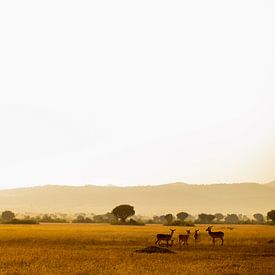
[135,246,176,254]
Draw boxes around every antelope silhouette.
[155,229,176,248]
[179,230,191,247]
[206,226,224,245]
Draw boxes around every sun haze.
[0,1,274,189]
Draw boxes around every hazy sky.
[0,1,274,189]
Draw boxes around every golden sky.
[0,1,274,188]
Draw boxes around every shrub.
[72,215,93,223]
[111,219,145,226]
[2,219,39,224]
[164,220,194,227]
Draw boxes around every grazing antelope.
[155,229,176,248]
[194,229,199,243]
[206,226,224,245]
[179,230,191,247]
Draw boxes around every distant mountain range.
[0,182,274,216]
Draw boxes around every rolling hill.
[0,182,274,215]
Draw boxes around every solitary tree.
[111,204,135,222]
[253,213,264,223]
[176,212,189,221]
[267,210,275,222]
[1,210,15,222]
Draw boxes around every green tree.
[176,212,189,221]
[111,204,135,222]
[267,210,275,222]
[1,210,15,222]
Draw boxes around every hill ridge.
[0,182,274,215]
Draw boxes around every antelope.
[194,229,199,243]
[155,229,176,248]
[159,238,175,247]
[170,239,175,247]
[179,230,191,247]
[206,226,224,245]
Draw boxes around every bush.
[164,220,194,227]
[72,215,93,223]
[128,218,145,225]
[111,218,145,226]
[2,219,39,224]
[36,214,68,223]
[93,213,115,223]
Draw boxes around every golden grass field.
[0,223,274,274]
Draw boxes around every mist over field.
[1,181,274,215]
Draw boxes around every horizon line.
[0,180,274,191]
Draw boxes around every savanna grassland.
[0,224,274,274]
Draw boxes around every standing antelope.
[206,226,224,245]
[179,230,191,247]
[155,229,176,248]
[194,229,199,243]
[160,238,175,247]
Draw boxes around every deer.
[194,229,199,243]
[179,230,191,247]
[155,229,176,248]
[206,226,224,245]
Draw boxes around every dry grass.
[0,224,274,274]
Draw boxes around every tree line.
[1,206,275,225]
